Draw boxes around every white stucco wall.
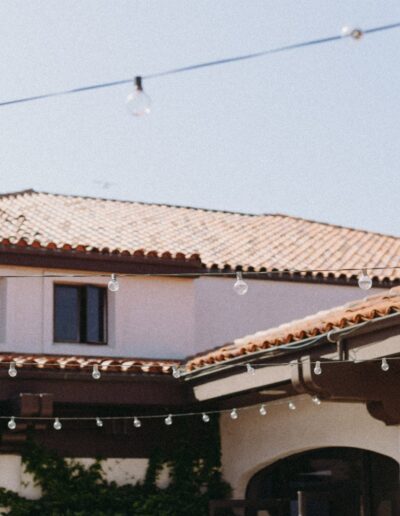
[0,265,385,358]
[0,455,170,501]
[220,396,400,498]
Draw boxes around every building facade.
[0,189,399,514]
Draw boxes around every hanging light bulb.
[246,363,255,375]
[108,273,119,292]
[358,269,372,290]
[8,416,16,430]
[53,418,62,430]
[164,414,173,426]
[312,395,321,405]
[259,404,267,416]
[92,364,101,380]
[202,413,210,423]
[126,76,151,116]
[96,417,104,428]
[341,26,363,40]
[313,361,322,375]
[288,401,296,411]
[230,408,238,420]
[172,366,181,379]
[8,361,17,377]
[133,417,142,428]
[381,358,389,372]
[233,271,248,296]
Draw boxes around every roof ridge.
[5,190,399,239]
[25,189,259,218]
[0,189,36,199]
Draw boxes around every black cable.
[0,21,399,108]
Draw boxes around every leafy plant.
[0,417,232,515]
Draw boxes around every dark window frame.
[53,283,108,345]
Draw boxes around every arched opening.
[246,447,399,515]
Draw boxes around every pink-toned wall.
[0,266,385,358]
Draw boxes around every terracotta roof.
[0,353,178,375]
[187,287,400,370]
[0,189,399,281]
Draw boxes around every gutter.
[183,311,400,382]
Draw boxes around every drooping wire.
[0,21,399,108]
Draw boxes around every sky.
[0,1,399,236]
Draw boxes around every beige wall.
[220,396,400,498]
[0,265,385,358]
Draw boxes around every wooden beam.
[291,355,400,425]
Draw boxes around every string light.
[108,273,119,292]
[313,360,322,375]
[246,363,255,375]
[126,77,151,117]
[8,361,17,377]
[0,393,363,427]
[1,22,398,110]
[341,26,364,39]
[381,358,389,372]
[358,269,372,290]
[233,271,248,296]
[172,366,181,379]
[92,364,101,380]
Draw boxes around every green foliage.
[0,417,232,515]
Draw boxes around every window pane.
[54,286,79,341]
[86,286,106,343]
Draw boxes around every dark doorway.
[245,447,399,516]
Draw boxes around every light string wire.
[0,394,316,423]
[0,21,399,108]
[1,315,398,374]
[0,264,400,279]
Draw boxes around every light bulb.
[133,417,142,428]
[96,417,103,427]
[172,366,181,379]
[259,404,267,416]
[92,364,101,380]
[246,363,255,375]
[126,76,151,117]
[358,269,372,290]
[8,362,17,377]
[108,273,119,292]
[312,395,321,405]
[53,418,62,430]
[230,408,238,420]
[202,413,210,423]
[233,271,248,296]
[8,416,16,430]
[313,361,322,375]
[341,26,363,39]
[165,414,173,426]
[381,358,389,372]
[288,401,296,411]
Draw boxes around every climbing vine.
[0,418,232,515]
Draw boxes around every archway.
[246,447,399,515]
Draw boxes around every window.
[54,285,107,344]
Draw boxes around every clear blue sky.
[1,1,399,235]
